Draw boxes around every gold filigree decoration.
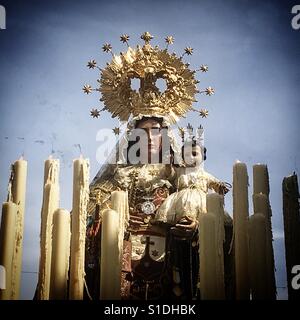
[99,36,199,124]
[85,32,215,123]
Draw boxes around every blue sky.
[0,0,299,299]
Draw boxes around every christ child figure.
[155,138,229,229]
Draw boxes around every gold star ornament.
[165,36,174,45]
[141,32,153,44]
[112,127,120,135]
[199,109,209,118]
[102,43,112,53]
[90,108,101,118]
[200,65,208,72]
[83,85,93,94]
[184,47,193,55]
[120,34,130,44]
[87,60,97,69]
[83,32,215,124]
[205,86,215,96]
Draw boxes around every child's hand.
[219,182,231,195]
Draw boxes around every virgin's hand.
[170,216,198,237]
[175,216,198,230]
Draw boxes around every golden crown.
[84,32,214,124]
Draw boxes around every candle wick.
[74,143,83,156]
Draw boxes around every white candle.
[199,213,218,299]
[0,202,18,300]
[253,164,269,196]
[50,209,70,300]
[10,158,27,300]
[233,161,250,299]
[253,162,275,299]
[100,209,121,300]
[110,191,129,299]
[111,190,129,255]
[248,213,267,299]
[37,158,60,300]
[44,155,54,184]
[206,193,225,299]
[252,193,276,299]
[69,157,89,300]
[0,266,5,291]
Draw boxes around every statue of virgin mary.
[82,32,233,300]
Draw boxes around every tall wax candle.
[252,192,276,299]
[69,157,89,300]
[111,190,129,258]
[10,158,27,300]
[100,209,121,300]
[253,164,269,196]
[199,213,218,299]
[50,209,70,300]
[233,161,250,300]
[206,193,225,299]
[253,163,276,299]
[248,213,267,299]
[37,158,59,300]
[0,202,17,300]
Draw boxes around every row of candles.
[0,156,90,300]
[199,162,275,300]
[84,161,276,300]
[0,158,275,299]
[100,162,276,300]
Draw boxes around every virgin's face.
[136,118,162,160]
